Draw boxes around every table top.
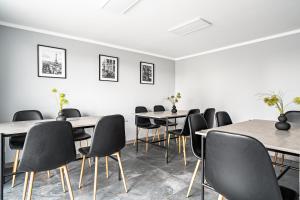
[0,116,101,136]
[135,110,188,119]
[197,119,300,155]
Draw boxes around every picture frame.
[140,62,154,85]
[37,45,67,79]
[99,54,119,82]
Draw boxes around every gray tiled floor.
[4,139,299,199]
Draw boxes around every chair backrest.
[62,108,81,118]
[181,109,200,136]
[215,111,232,127]
[153,105,165,112]
[13,110,43,121]
[89,115,125,157]
[135,106,151,126]
[205,131,283,200]
[203,108,216,128]
[19,121,76,172]
[285,111,300,123]
[188,113,208,159]
[153,105,165,124]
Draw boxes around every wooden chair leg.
[280,154,285,172]
[47,170,51,178]
[116,152,128,193]
[22,172,29,200]
[63,165,74,200]
[26,172,35,200]
[105,156,109,178]
[93,157,99,200]
[60,167,66,192]
[86,140,92,168]
[178,136,181,154]
[79,155,86,189]
[11,150,20,187]
[145,129,149,152]
[183,136,187,166]
[157,128,161,145]
[273,152,278,167]
[152,129,157,142]
[186,160,201,197]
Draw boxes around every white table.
[0,116,101,200]
[135,110,188,163]
[196,119,300,200]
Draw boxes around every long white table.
[0,116,101,200]
[135,110,188,163]
[196,119,300,200]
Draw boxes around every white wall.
[0,25,175,162]
[175,33,300,123]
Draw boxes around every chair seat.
[9,135,26,150]
[168,129,182,135]
[78,146,90,155]
[138,123,160,129]
[73,129,91,141]
[280,186,298,200]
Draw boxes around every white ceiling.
[0,0,300,59]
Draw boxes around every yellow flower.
[294,97,300,105]
[60,93,66,98]
[52,88,57,93]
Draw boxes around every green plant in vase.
[260,92,300,130]
[167,92,181,113]
[52,88,69,121]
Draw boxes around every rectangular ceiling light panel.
[168,17,212,36]
[101,0,141,14]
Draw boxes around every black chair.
[202,108,215,129]
[153,105,177,146]
[168,109,200,166]
[186,113,208,197]
[215,111,232,127]
[205,131,298,200]
[285,111,300,123]
[9,110,43,188]
[19,121,76,200]
[135,106,160,152]
[62,108,91,142]
[78,115,128,199]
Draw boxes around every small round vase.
[56,111,66,121]
[171,105,177,113]
[275,114,290,131]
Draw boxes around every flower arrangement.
[52,88,69,111]
[261,92,300,114]
[167,92,181,105]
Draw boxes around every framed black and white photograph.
[99,54,119,82]
[140,62,154,84]
[37,45,66,79]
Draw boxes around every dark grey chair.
[19,121,76,200]
[135,106,160,151]
[205,131,298,200]
[215,111,232,127]
[186,113,208,197]
[153,105,177,145]
[78,115,128,199]
[9,110,43,188]
[202,108,215,129]
[168,109,200,165]
[62,108,91,141]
